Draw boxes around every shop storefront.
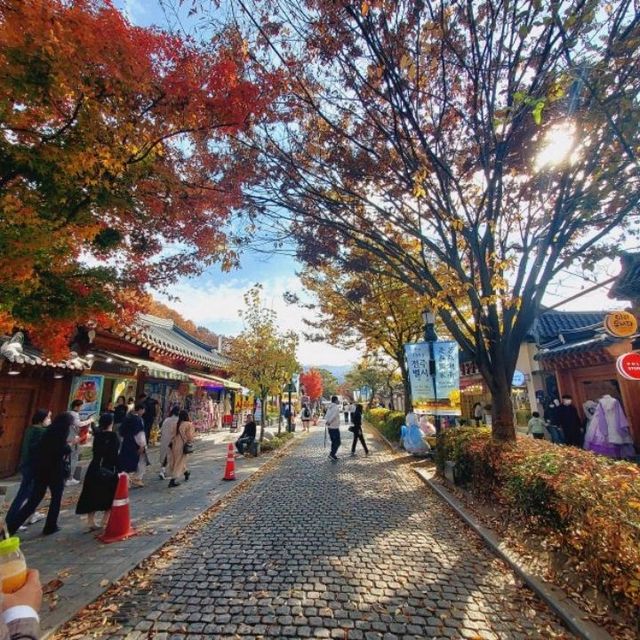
[85,357,138,411]
[0,334,88,477]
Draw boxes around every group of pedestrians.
[325,396,368,461]
[4,396,195,538]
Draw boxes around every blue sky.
[112,0,363,367]
[115,0,627,365]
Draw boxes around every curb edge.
[413,468,613,640]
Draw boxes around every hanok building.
[0,314,241,477]
[535,308,640,448]
[460,307,640,444]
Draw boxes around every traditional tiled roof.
[535,334,614,360]
[532,310,606,345]
[119,314,228,370]
[0,332,90,370]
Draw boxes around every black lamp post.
[287,378,294,432]
[421,309,441,433]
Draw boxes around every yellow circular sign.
[604,311,638,338]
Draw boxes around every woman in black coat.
[6,411,73,536]
[76,412,120,531]
[350,404,369,456]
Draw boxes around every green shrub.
[365,407,391,428]
[260,431,294,452]
[435,428,640,622]
[380,411,405,442]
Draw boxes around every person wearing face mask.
[555,394,583,447]
[543,399,564,444]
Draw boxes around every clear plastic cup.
[0,536,27,593]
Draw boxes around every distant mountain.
[306,364,351,382]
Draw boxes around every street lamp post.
[421,309,441,434]
[287,378,293,432]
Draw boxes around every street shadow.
[70,433,567,639]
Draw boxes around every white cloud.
[156,275,362,367]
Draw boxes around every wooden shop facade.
[0,314,239,478]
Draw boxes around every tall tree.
[300,369,324,408]
[290,247,431,407]
[346,355,400,409]
[0,0,274,358]
[226,0,640,440]
[316,368,339,398]
[225,285,300,440]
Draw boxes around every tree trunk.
[397,352,411,410]
[277,393,282,435]
[488,378,516,441]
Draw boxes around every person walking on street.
[350,403,369,456]
[348,401,356,425]
[5,410,51,529]
[544,399,564,444]
[235,414,256,456]
[139,393,159,445]
[159,406,179,480]
[301,404,312,432]
[67,399,94,486]
[325,396,342,462]
[75,413,119,531]
[6,412,73,536]
[473,402,484,427]
[167,410,195,488]
[342,401,349,424]
[527,411,547,440]
[118,403,146,487]
[556,394,583,447]
[113,395,128,431]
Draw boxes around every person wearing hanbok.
[401,411,430,455]
[584,395,635,459]
[167,410,195,488]
[76,413,119,531]
[419,415,436,437]
[404,422,430,455]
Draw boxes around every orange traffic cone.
[223,443,236,481]
[99,472,135,543]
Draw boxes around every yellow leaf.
[361,1,370,16]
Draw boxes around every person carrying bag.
[167,410,194,488]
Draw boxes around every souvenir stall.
[188,373,227,433]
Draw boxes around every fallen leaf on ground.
[43,579,64,594]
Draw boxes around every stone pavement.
[57,424,574,640]
[4,428,287,636]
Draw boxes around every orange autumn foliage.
[300,369,323,401]
[0,0,278,358]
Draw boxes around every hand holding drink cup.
[1,569,42,612]
[0,536,28,595]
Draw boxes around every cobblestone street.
[61,427,573,640]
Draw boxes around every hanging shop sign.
[617,352,640,381]
[91,359,136,377]
[69,374,104,421]
[604,311,637,338]
[404,341,461,415]
[512,369,526,387]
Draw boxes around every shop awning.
[188,371,242,390]
[106,353,190,381]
